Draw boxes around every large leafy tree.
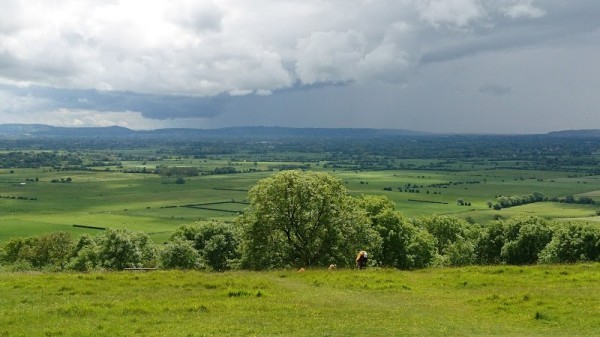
[240,170,380,269]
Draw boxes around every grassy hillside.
[0,264,598,336]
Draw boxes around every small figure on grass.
[356,250,368,270]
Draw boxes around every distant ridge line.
[1,124,599,138]
[0,124,432,138]
[546,129,600,137]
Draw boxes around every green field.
[2,162,600,243]
[1,264,598,336]
[0,167,266,242]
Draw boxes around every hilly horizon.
[0,123,433,139]
[1,123,599,139]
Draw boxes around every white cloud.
[0,0,577,100]
[417,0,486,28]
[165,0,224,32]
[0,107,183,130]
[499,0,545,19]
[0,89,50,113]
[295,31,366,85]
[357,43,410,82]
[0,0,423,97]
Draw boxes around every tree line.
[491,192,596,210]
[1,171,599,272]
[4,133,600,174]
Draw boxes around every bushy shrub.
[33,232,74,269]
[406,229,437,269]
[474,220,506,264]
[500,216,552,265]
[0,237,31,265]
[69,234,100,271]
[172,221,240,271]
[414,215,474,255]
[0,232,73,270]
[96,229,157,270]
[170,224,202,242]
[444,238,475,266]
[371,210,412,268]
[0,260,34,272]
[369,208,435,269]
[539,222,600,263]
[160,238,201,269]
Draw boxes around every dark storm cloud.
[421,1,600,64]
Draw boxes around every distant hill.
[144,126,433,138]
[0,124,56,135]
[546,129,600,137]
[1,124,599,139]
[0,124,432,139]
[0,124,134,138]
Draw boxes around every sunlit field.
[2,161,600,242]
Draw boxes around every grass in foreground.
[1,264,599,336]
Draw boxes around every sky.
[0,0,598,134]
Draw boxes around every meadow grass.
[0,264,598,336]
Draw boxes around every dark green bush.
[474,220,506,265]
[0,232,73,270]
[369,208,436,269]
[96,229,157,270]
[160,238,201,269]
[172,221,240,271]
[500,216,553,265]
[539,222,600,263]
